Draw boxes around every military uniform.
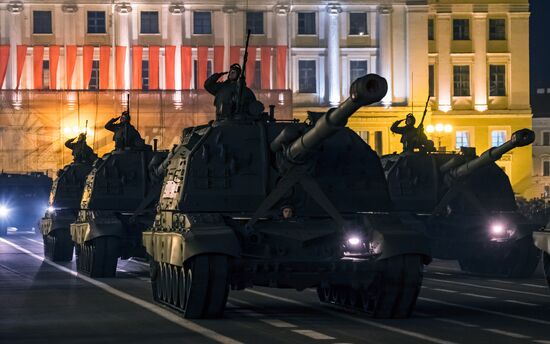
[204,70,257,120]
[391,115,434,153]
[105,115,145,150]
[64,136,97,163]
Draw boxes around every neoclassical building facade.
[0,0,535,196]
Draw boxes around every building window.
[429,65,435,97]
[298,60,316,93]
[453,65,470,97]
[246,12,264,35]
[359,131,370,144]
[87,11,106,34]
[141,11,159,34]
[33,11,52,34]
[428,19,434,40]
[350,60,368,84]
[89,60,99,90]
[453,19,469,40]
[491,130,507,147]
[42,60,50,90]
[455,131,470,149]
[489,19,506,40]
[193,60,213,89]
[298,12,316,35]
[544,161,550,177]
[374,131,383,156]
[194,12,212,35]
[489,65,506,96]
[349,13,368,36]
[543,132,550,146]
[545,185,550,198]
[142,60,149,90]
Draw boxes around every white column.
[508,12,530,110]
[436,13,451,112]
[406,5,429,106]
[377,5,393,106]
[274,3,290,89]
[473,12,487,112]
[327,4,341,107]
[115,3,132,90]
[168,6,183,90]
[7,2,23,89]
[222,7,236,71]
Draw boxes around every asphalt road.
[1,232,550,344]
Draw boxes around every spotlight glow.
[491,223,505,236]
[347,236,361,246]
[47,206,55,213]
[0,205,9,218]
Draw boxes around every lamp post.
[426,123,453,151]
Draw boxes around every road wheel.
[76,236,120,278]
[43,230,74,262]
[361,254,423,318]
[459,237,540,278]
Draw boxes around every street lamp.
[426,123,453,151]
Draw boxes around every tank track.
[150,254,230,319]
[76,236,120,278]
[43,229,74,262]
[543,252,550,290]
[316,254,423,318]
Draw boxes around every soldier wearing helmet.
[105,110,145,150]
[64,132,97,163]
[391,113,434,153]
[204,63,257,120]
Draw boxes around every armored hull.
[70,148,167,277]
[143,74,431,319]
[40,162,94,261]
[382,131,539,278]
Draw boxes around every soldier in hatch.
[204,63,257,120]
[105,110,145,150]
[64,133,97,163]
[390,113,434,153]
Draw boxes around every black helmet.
[121,110,131,121]
[230,63,242,73]
[405,113,416,124]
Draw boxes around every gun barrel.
[443,128,534,181]
[287,74,387,162]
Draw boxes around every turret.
[271,74,388,162]
[441,128,534,184]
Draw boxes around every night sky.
[530,0,550,115]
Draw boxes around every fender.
[70,215,125,244]
[143,226,240,267]
[533,230,550,254]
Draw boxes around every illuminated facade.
[0,0,533,196]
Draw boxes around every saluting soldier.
[204,63,257,120]
[64,133,97,163]
[391,113,433,153]
[104,111,145,150]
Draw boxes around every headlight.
[343,234,382,256]
[0,205,9,218]
[46,206,55,214]
[489,222,514,241]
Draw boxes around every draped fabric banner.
[245,47,256,87]
[230,46,241,66]
[164,45,175,89]
[132,46,143,89]
[116,46,126,89]
[49,45,60,89]
[196,46,208,90]
[260,46,271,90]
[213,46,224,73]
[82,46,94,89]
[65,45,77,89]
[148,46,160,90]
[181,46,192,90]
[0,45,9,89]
[99,46,110,90]
[16,45,28,89]
[33,46,44,89]
[276,46,287,90]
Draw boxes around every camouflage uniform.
[64,135,97,163]
[105,112,145,150]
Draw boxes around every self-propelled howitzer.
[381,129,539,278]
[143,74,431,319]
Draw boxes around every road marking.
[437,318,479,328]
[431,288,458,293]
[426,278,550,298]
[484,329,530,339]
[25,238,44,245]
[0,237,243,344]
[488,279,514,285]
[247,290,458,344]
[461,293,495,299]
[292,329,335,340]
[420,297,550,325]
[521,283,547,289]
[433,272,452,276]
[533,340,550,344]
[128,258,150,267]
[263,319,298,328]
[505,299,537,307]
